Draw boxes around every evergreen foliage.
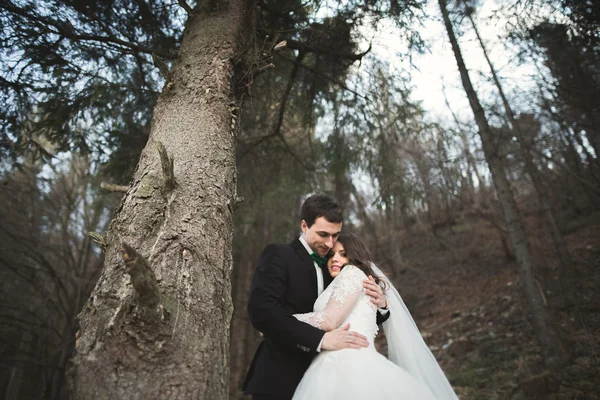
[0,0,182,178]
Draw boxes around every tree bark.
[438,0,570,372]
[68,1,245,398]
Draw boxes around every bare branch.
[239,52,304,159]
[228,196,245,214]
[530,147,600,197]
[235,196,245,209]
[256,62,275,74]
[275,52,303,130]
[267,35,371,61]
[0,2,173,59]
[277,134,315,172]
[273,40,287,52]
[177,0,194,14]
[152,53,170,80]
[100,182,129,193]
[535,278,548,307]
[276,53,368,100]
[88,232,107,249]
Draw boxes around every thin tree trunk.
[5,332,31,400]
[467,10,574,272]
[229,258,252,400]
[415,160,438,235]
[572,129,598,171]
[384,200,404,271]
[52,235,92,399]
[229,206,267,399]
[438,0,570,371]
[69,1,245,398]
[436,132,456,226]
[561,130,583,177]
[442,82,482,204]
[459,134,478,204]
[351,183,382,251]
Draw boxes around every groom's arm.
[247,244,324,353]
[364,276,391,324]
[376,309,390,324]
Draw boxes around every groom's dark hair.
[301,194,343,227]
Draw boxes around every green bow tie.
[310,252,327,268]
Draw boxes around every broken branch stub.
[121,242,161,308]
[157,141,176,191]
[100,182,129,193]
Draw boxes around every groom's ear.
[300,219,308,233]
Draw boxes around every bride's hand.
[321,324,368,351]
[363,276,387,309]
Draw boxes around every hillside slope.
[386,211,600,399]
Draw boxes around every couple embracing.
[242,194,458,400]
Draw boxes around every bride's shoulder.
[338,265,367,279]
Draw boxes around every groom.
[243,194,389,400]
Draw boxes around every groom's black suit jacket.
[243,238,390,399]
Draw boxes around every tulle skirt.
[292,347,438,400]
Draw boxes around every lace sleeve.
[294,266,365,331]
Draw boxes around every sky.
[361,0,544,128]
[331,0,558,205]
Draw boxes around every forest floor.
[377,207,600,400]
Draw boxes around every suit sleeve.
[376,308,391,324]
[247,244,325,354]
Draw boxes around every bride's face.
[327,242,349,278]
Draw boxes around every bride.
[292,234,458,400]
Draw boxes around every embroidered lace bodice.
[294,265,378,346]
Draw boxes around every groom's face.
[301,217,342,257]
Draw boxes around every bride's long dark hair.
[335,233,387,291]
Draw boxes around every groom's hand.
[364,276,387,309]
[321,324,368,350]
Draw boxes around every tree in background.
[458,0,575,274]
[529,22,600,163]
[437,0,570,372]
[0,154,108,399]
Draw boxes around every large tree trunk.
[68,2,245,398]
[438,0,570,372]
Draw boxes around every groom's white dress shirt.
[298,235,326,351]
[299,235,324,295]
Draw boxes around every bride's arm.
[248,244,326,352]
[293,266,365,331]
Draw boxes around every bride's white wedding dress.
[292,265,440,400]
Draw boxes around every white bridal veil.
[372,264,459,400]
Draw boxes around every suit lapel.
[290,238,318,300]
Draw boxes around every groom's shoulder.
[265,242,293,249]
[259,242,295,257]
[256,242,297,270]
